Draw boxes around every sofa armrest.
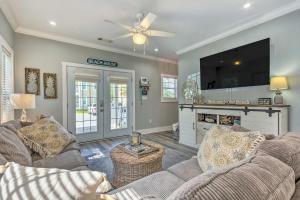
[61,141,81,153]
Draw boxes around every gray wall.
[178,10,300,131]
[0,9,14,48]
[14,33,178,130]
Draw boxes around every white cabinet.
[179,104,289,148]
[179,108,197,148]
[241,107,288,135]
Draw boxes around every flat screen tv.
[200,38,270,90]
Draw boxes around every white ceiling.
[2,0,300,62]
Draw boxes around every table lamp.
[10,94,36,122]
[270,76,288,105]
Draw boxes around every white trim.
[0,33,14,122]
[161,74,178,103]
[137,125,172,135]
[176,1,300,55]
[62,62,135,131]
[0,34,13,53]
[15,27,177,64]
[0,0,18,30]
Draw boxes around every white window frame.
[0,35,14,123]
[161,74,178,103]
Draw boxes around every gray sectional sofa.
[0,120,88,171]
[109,132,300,200]
[1,120,300,200]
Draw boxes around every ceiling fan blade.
[104,19,132,31]
[146,30,175,37]
[112,33,133,40]
[98,37,113,44]
[140,13,157,29]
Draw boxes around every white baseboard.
[137,126,172,135]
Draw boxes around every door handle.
[99,100,104,112]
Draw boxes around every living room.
[0,0,300,200]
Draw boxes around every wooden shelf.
[179,103,290,108]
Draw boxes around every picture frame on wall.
[25,68,40,95]
[43,73,57,99]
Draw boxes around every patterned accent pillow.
[0,127,32,166]
[197,126,265,171]
[18,117,75,158]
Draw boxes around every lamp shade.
[270,76,288,90]
[10,94,36,109]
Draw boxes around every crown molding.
[15,27,177,64]
[0,0,18,30]
[176,0,300,55]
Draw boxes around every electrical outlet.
[149,119,152,124]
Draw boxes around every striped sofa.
[109,132,300,200]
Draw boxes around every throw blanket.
[0,162,113,200]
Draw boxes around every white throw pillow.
[0,162,112,200]
[197,126,265,171]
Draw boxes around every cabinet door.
[196,122,214,144]
[179,109,197,147]
[241,112,278,135]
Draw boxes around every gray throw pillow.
[0,127,32,166]
[256,132,300,181]
[292,180,300,200]
[231,125,275,140]
[168,152,295,200]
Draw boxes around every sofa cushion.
[167,152,295,200]
[0,153,7,165]
[0,127,32,166]
[292,181,300,200]
[0,154,7,179]
[33,150,87,170]
[231,125,275,140]
[109,171,185,200]
[198,126,265,171]
[1,120,22,132]
[167,158,202,181]
[256,132,300,181]
[18,117,75,158]
[0,162,112,200]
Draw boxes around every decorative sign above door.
[87,58,118,67]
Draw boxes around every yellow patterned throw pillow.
[197,126,265,171]
[18,117,75,158]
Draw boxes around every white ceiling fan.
[99,12,175,54]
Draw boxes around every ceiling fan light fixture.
[132,33,147,45]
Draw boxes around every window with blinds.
[0,45,14,123]
[161,74,178,102]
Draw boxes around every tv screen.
[200,38,270,90]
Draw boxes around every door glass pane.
[110,82,128,130]
[75,80,97,134]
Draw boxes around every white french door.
[103,71,133,138]
[66,66,133,143]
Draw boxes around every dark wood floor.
[80,131,197,181]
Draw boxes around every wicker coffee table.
[110,140,164,188]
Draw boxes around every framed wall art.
[25,68,40,95]
[43,73,57,99]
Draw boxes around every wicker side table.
[110,140,164,188]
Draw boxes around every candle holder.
[130,132,141,146]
